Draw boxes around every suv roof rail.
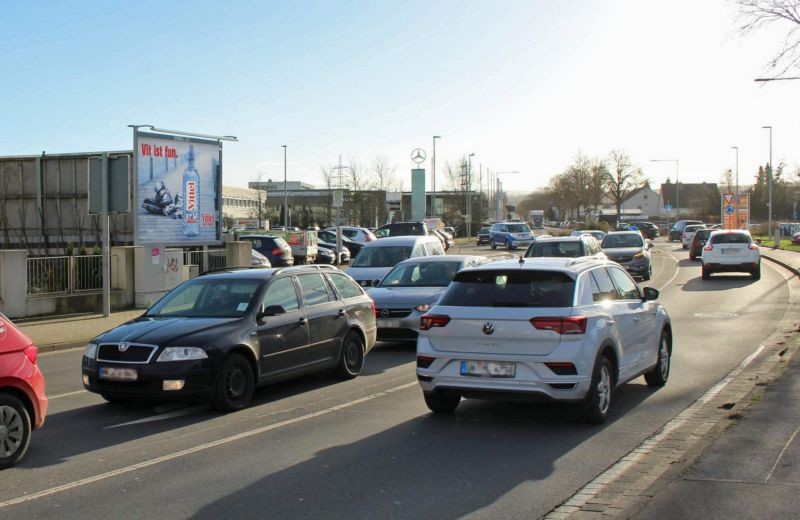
[199,265,271,276]
[567,257,599,267]
[272,264,340,276]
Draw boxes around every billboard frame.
[132,130,223,247]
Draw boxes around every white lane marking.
[0,381,418,509]
[47,390,87,400]
[104,405,210,429]
[546,344,765,518]
[655,247,680,292]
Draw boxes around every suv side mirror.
[642,287,659,301]
[371,279,381,287]
[258,305,286,320]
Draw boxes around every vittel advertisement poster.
[134,132,221,245]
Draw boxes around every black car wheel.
[423,392,460,414]
[491,241,497,250]
[583,355,613,424]
[335,331,365,379]
[702,265,711,280]
[213,353,254,412]
[0,394,32,469]
[752,263,761,281]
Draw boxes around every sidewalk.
[18,309,144,352]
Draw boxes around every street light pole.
[282,145,288,228]
[432,136,440,217]
[494,171,519,222]
[467,153,475,237]
[762,126,773,243]
[732,146,739,228]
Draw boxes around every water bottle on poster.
[182,145,200,237]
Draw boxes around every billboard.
[134,132,221,245]
[722,193,750,230]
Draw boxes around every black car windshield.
[146,279,262,318]
[602,234,644,248]
[438,269,574,307]
[351,246,412,267]
[380,261,462,287]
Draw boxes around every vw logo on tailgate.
[482,322,494,335]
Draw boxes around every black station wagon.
[82,265,377,411]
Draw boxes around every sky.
[2,0,800,195]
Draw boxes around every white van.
[347,235,445,287]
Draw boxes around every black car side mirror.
[371,279,381,287]
[642,287,659,301]
[258,305,287,321]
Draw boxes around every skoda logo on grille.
[482,322,494,335]
[118,342,130,352]
[380,308,390,318]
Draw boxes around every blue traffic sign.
[664,204,672,211]
[724,205,734,215]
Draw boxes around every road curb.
[37,341,89,353]
[761,252,800,277]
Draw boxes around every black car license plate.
[99,367,138,381]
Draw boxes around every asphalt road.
[3,238,794,519]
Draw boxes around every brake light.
[417,356,435,368]
[371,300,377,318]
[364,235,373,242]
[530,316,587,335]
[545,362,578,375]
[420,314,450,330]
[704,245,713,252]
[23,345,38,365]
[749,244,758,250]
[271,247,282,256]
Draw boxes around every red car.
[0,312,47,469]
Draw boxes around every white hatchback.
[681,224,705,249]
[416,258,673,423]
[701,230,760,280]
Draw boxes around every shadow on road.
[191,383,659,519]
[19,347,416,470]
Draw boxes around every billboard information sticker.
[134,132,221,245]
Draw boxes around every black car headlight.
[157,347,209,362]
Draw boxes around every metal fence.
[185,249,226,274]
[27,255,104,296]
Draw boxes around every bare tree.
[606,150,645,219]
[737,0,800,76]
[442,159,469,192]
[371,155,399,191]
[720,168,735,193]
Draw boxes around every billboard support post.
[101,153,111,317]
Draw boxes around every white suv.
[416,257,672,423]
[701,230,760,280]
[324,226,376,244]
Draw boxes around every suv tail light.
[749,244,758,250]
[530,316,587,335]
[704,245,713,252]
[23,345,38,365]
[417,356,435,368]
[364,235,373,242]
[271,247,282,256]
[371,300,377,318]
[420,314,451,330]
[545,362,578,375]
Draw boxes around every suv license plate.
[99,367,138,381]
[721,248,738,255]
[460,360,516,378]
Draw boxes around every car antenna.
[518,255,524,266]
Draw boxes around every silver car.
[367,255,489,342]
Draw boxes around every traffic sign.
[664,204,672,212]
[723,193,734,204]
[724,205,735,215]
[332,190,343,208]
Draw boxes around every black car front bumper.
[82,357,218,401]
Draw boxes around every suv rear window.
[709,233,751,245]
[438,270,574,308]
[525,241,583,258]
